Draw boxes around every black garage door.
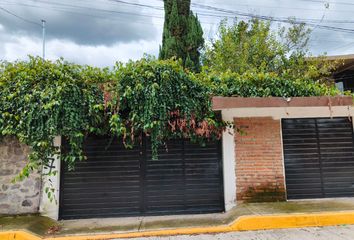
[59,137,224,219]
[282,117,354,200]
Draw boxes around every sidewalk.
[2,198,354,239]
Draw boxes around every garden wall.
[0,137,41,215]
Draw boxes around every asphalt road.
[124,225,354,240]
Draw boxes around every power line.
[0,1,222,26]
[2,0,354,55]
[190,2,354,34]
[114,0,354,15]
[26,0,353,25]
[108,0,163,11]
[110,0,354,33]
[4,0,354,35]
[0,5,41,26]
[4,0,354,27]
[0,1,164,20]
[295,0,354,6]
[12,0,163,19]
[0,5,46,59]
[328,41,354,53]
[193,1,354,14]
[105,0,354,25]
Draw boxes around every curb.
[0,231,41,240]
[3,211,354,240]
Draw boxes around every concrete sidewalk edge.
[3,211,354,240]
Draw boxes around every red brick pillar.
[235,117,286,202]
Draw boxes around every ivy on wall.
[0,56,345,179]
[0,57,107,178]
[108,59,224,159]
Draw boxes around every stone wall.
[0,137,41,215]
[235,117,286,202]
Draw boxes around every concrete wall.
[0,137,41,215]
[222,111,237,211]
[39,136,61,220]
[220,106,353,120]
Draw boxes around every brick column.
[235,117,286,202]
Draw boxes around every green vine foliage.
[108,59,223,159]
[200,71,342,97]
[0,56,345,179]
[0,57,224,177]
[0,57,108,178]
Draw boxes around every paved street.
[124,225,354,240]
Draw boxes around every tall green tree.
[202,19,338,81]
[159,0,204,72]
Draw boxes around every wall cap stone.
[212,96,353,110]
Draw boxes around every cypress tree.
[159,0,204,72]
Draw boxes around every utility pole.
[41,19,46,60]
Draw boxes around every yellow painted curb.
[0,231,41,240]
[3,211,354,240]
[232,211,354,231]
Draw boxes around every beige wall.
[221,106,353,120]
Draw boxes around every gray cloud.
[0,0,161,45]
[1,0,354,66]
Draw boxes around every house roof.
[324,54,354,73]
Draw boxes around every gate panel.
[60,137,224,219]
[60,136,142,219]
[317,118,354,197]
[282,118,354,200]
[144,139,224,215]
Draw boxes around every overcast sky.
[0,0,354,67]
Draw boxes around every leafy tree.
[202,18,337,80]
[159,0,204,72]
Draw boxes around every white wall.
[221,110,237,211]
[39,136,61,220]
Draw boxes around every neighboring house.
[327,54,354,92]
[1,96,353,220]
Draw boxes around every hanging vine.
[0,56,346,179]
[107,59,225,159]
[0,57,108,177]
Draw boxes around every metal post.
[41,19,46,60]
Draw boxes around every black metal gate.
[282,117,354,200]
[59,136,224,219]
